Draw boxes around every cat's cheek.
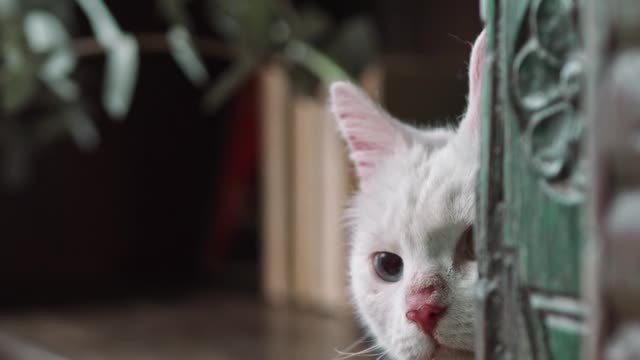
[433,282,477,351]
[459,261,479,281]
[350,254,385,299]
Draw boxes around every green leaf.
[65,107,100,151]
[284,40,350,84]
[24,10,78,101]
[209,0,274,53]
[209,0,247,40]
[32,105,99,151]
[75,0,122,44]
[40,51,79,101]
[23,10,70,52]
[0,0,18,17]
[76,0,139,119]
[167,25,209,86]
[103,34,139,119]
[1,46,39,114]
[0,3,40,114]
[201,59,255,114]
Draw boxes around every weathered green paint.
[478,0,587,358]
[475,1,503,359]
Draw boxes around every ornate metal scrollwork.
[512,0,586,203]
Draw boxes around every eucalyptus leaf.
[24,10,78,101]
[209,0,245,40]
[1,46,39,114]
[40,50,79,101]
[0,0,382,190]
[76,0,139,119]
[24,11,70,52]
[22,0,77,26]
[0,0,18,17]
[284,40,350,84]
[32,106,99,151]
[75,0,121,45]
[103,34,139,120]
[209,0,274,53]
[65,108,100,151]
[1,5,40,114]
[167,25,209,86]
[201,59,254,113]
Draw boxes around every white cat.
[329,30,486,360]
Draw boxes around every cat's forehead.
[354,139,476,251]
[385,140,474,209]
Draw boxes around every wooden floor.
[0,293,372,360]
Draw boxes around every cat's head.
[329,31,486,360]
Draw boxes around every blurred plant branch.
[0,0,379,188]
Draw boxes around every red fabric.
[204,75,260,271]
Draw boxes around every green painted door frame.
[476,0,593,358]
[477,0,640,358]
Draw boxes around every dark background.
[0,0,481,308]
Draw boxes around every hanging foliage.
[0,0,379,188]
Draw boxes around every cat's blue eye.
[373,252,403,282]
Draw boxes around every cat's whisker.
[375,348,391,360]
[333,342,384,360]
[337,335,368,353]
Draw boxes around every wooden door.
[477,0,589,358]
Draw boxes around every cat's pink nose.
[406,304,446,336]
[405,284,447,336]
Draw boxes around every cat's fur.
[329,31,486,360]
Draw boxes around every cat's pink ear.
[330,82,409,183]
[457,30,486,143]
